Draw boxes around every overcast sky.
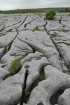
[0,0,70,10]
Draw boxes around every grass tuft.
[32,27,41,32]
[31,70,45,91]
[22,88,30,103]
[65,43,70,46]
[8,53,29,74]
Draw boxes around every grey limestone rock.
[0,32,17,47]
[1,37,33,70]
[18,30,62,71]
[24,65,70,105]
[21,56,50,93]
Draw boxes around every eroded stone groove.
[17,16,28,28]
[24,17,38,28]
[20,69,29,105]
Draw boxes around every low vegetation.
[63,70,66,73]
[46,11,56,20]
[8,53,29,74]
[3,53,29,80]
[0,8,70,14]
[50,34,58,38]
[32,27,41,32]
[22,88,30,104]
[30,46,38,52]
[0,45,4,48]
[65,43,70,46]
[31,70,45,91]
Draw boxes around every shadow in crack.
[50,88,65,105]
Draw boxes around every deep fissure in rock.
[24,17,38,28]
[20,65,46,105]
[20,69,29,105]
[17,16,28,28]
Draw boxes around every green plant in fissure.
[30,46,38,53]
[63,70,66,73]
[8,52,29,74]
[32,26,41,32]
[0,45,4,48]
[65,43,70,46]
[46,11,56,20]
[22,88,30,103]
[63,25,65,28]
[31,70,45,91]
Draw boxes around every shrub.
[46,11,56,20]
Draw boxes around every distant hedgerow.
[46,11,56,20]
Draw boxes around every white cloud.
[0,0,70,10]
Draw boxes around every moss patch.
[32,27,41,32]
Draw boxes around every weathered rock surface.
[23,65,70,105]
[0,32,17,47]
[1,37,33,69]
[18,30,62,71]
[0,12,70,105]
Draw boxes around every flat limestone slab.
[18,30,62,71]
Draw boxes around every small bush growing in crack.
[8,52,29,74]
[22,88,30,104]
[32,26,41,32]
[46,11,56,20]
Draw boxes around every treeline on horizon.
[0,7,70,14]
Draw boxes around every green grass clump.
[63,70,66,73]
[8,53,29,74]
[14,18,17,19]
[63,25,65,28]
[46,11,56,20]
[22,88,30,103]
[65,43,70,46]
[30,46,38,52]
[31,70,45,91]
[32,27,41,32]
[0,46,3,48]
